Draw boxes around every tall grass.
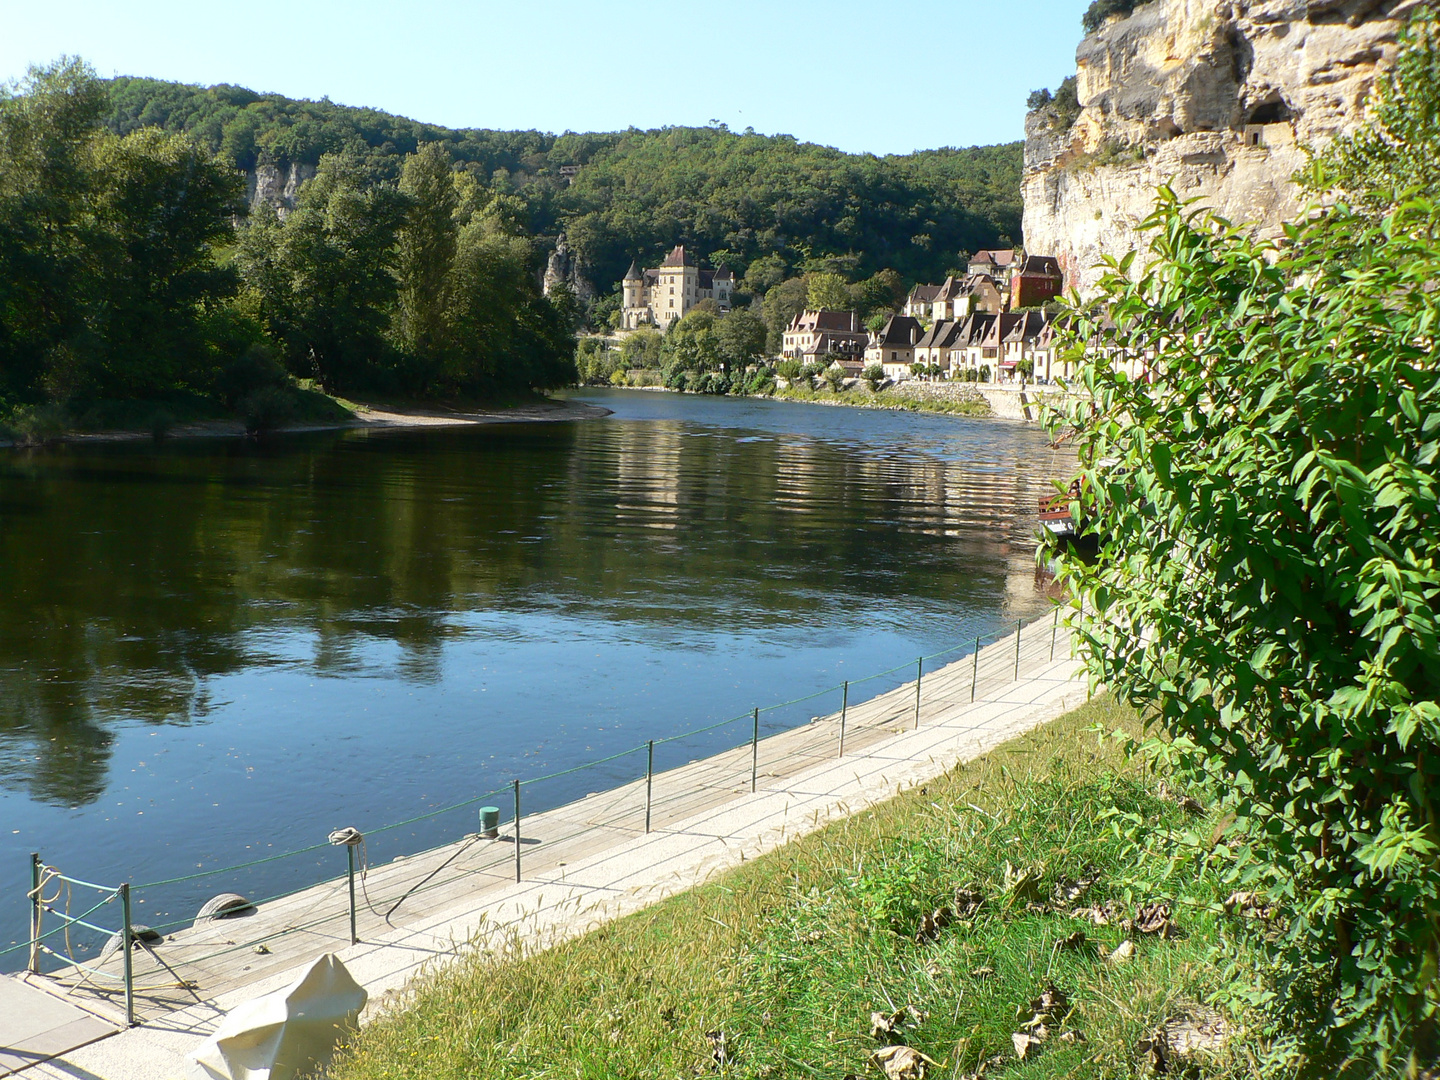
[330,697,1256,1079]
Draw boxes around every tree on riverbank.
[0,59,575,427]
[1049,14,1440,1072]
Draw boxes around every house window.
[669,287,674,295]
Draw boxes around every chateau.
[621,246,734,330]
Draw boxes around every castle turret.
[621,260,644,327]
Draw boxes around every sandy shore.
[2,397,612,448]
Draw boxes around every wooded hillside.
[103,77,1023,295]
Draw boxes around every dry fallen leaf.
[1050,866,1099,907]
[1108,939,1136,965]
[1003,862,1044,905]
[1059,1030,1087,1044]
[915,905,953,943]
[1134,902,1173,937]
[1053,930,1087,952]
[870,1044,938,1079]
[953,887,983,917]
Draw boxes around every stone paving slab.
[0,977,116,1076]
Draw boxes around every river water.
[0,388,1070,963]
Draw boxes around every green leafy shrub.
[862,363,886,391]
[239,386,296,434]
[1049,181,1440,1071]
[3,404,69,445]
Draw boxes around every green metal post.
[1014,620,1022,679]
[120,883,135,1027]
[346,845,358,945]
[971,637,980,702]
[1050,608,1059,661]
[645,741,654,834]
[838,681,848,758]
[28,853,41,975]
[513,780,522,883]
[914,657,923,729]
[750,708,760,793]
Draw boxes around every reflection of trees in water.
[0,421,1061,804]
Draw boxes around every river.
[0,388,1071,964]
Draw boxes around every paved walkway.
[19,628,1087,1080]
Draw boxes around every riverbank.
[601,376,1074,422]
[0,395,611,449]
[331,691,1249,1080]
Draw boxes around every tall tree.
[395,142,457,365]
[237,152,407,391]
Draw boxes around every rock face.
[244,162,317,217]
[542,234,596,303]
[1023,0,1410,295]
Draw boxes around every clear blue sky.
[1,1,1088,155]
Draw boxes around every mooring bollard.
[120,882,135,1027]
[838,681,849,758]
[914,657,923,730]
[750,708,760,793]
[1014,620,1022,679]
[971,636,981,703]
[479,806,500,839]
[28,852,40,975]
[512,780,522,883]
[645,740,654,834]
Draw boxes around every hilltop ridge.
[104,76,1024,296]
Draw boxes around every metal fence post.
[120,882,135,1027]
[346,844,358,945]
[512,780,522,883]
[750,708,760,793]
[645,741,654,834]
[1014,620,1022,679]
[971,636,980,703]
[28,852,40,975]
[1050,608,1059,661]
[914,658,923,729]
[838,681,848,758]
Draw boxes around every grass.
[771,384,993,418]
[330,696,1258,1080]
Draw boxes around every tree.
[1051,173,1440,1069]
[862,363,885,391]
[396,142,458,364]
[713,308,766,372]
[762,277,809,354]
[849,269,905,321]
[620,328,662,369]
[806,271,850,311]
[1310,16,1440,210]
[237,153,408,391]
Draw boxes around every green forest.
[104,76,1023,299]
[0,61,576,434]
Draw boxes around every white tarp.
[190,953,367,1080]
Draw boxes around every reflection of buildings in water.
[613,422,682,531]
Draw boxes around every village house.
[782,310,869,370]
[621,246,734,330]
[865,315,923,378]
[929,274,1004,321]
[903,283,941,319]
[967,248,1019,287]
[912,319,966,377]
[953,312,1000,375]
[1009,255,1063,309]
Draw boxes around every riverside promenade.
[15,622,1088,1080]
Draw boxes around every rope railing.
[18,604,1082,1023]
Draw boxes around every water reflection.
[0,393,1068,811]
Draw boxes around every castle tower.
[622,260,644,328]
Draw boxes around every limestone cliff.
[244,162,317,217]
[1023,0,1412,294]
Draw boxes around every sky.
[0,1,1088,156]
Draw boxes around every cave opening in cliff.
[1247,97,1294,125]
